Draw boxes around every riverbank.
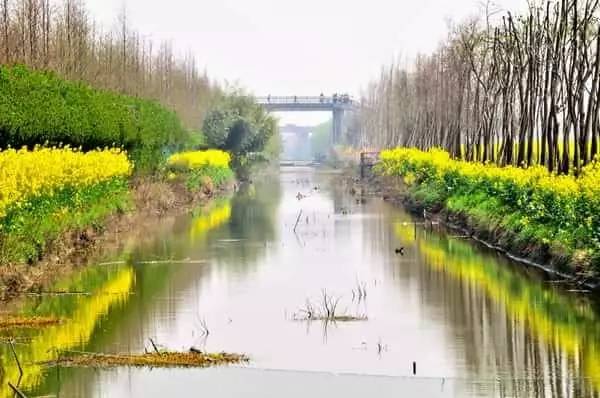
[377,175,596,284]
[0,175,234,302]
[352,150,600,290]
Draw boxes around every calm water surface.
[2,167,600,397]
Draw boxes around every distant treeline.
[0,0,220,129]
[360,0,600,174]
[0,65,187,170]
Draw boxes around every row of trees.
[359,0,600,174]
[0,0,219,128]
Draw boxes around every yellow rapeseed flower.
[0,146,132,219]
[167,150,231,170]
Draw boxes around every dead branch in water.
[199,318,210,336]
[25,291,91,297]
[293,210,303,233]
[9,339,23,377]
[352,280,368,302]
[8,382,28,398]
[135,259,208,265]
[149,338,161,355]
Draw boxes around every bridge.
[256,95,359,144]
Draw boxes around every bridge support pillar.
[332,109,344,145]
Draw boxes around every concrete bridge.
[256,95,359,144]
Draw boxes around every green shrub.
[0,65,189,172]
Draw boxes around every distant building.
[280,124,313,161]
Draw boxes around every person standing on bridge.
[319,93,324,103]
[294,95,297,103]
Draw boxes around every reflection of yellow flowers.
[0,146,132,219]
[167,150,231,170]
[190,202,231,242]
[406,229,600,392]
[394,222,416,244]
[0,267,133,397]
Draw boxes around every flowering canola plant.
[0,146,132,220]
[167,150,231,170]
[378,148,600,263]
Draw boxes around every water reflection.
[0,265,132,397]
[396,223,600,397]
[3,168,600,398]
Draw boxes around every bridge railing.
[255,96,357,106]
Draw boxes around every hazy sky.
[87,0,527,124]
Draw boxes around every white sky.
[86,0,528,124]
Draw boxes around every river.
[2,167,600,397]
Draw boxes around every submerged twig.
[293,210,303,233]
[10,339,23,377]
[97,260,127,266]
[354,280,367,302]
[25,291,91,297]
[199,318,210,336]
[8,382,28,398]
[136,259,207,265]
[149,338,161,355]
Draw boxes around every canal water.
[2,167,600,397]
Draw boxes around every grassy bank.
[377,148,600,275]
[0,147,132,265]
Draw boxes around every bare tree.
[359,0,600,174]
[0,0,220,129]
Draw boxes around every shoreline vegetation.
[376,147,600,284]
[0,147,235,301]
[0,65,241,302]
[0,52,276,302]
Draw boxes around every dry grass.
[46,351,248,369]
[293,290,369,322]
[0,315,61,330]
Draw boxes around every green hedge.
[0,65,188,171]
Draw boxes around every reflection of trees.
[229,179,279,241]
[395,223,600,397]
[0,265,133,398]
[89,179,279,352]
[204,178,280,268]
[4,179,283,397]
